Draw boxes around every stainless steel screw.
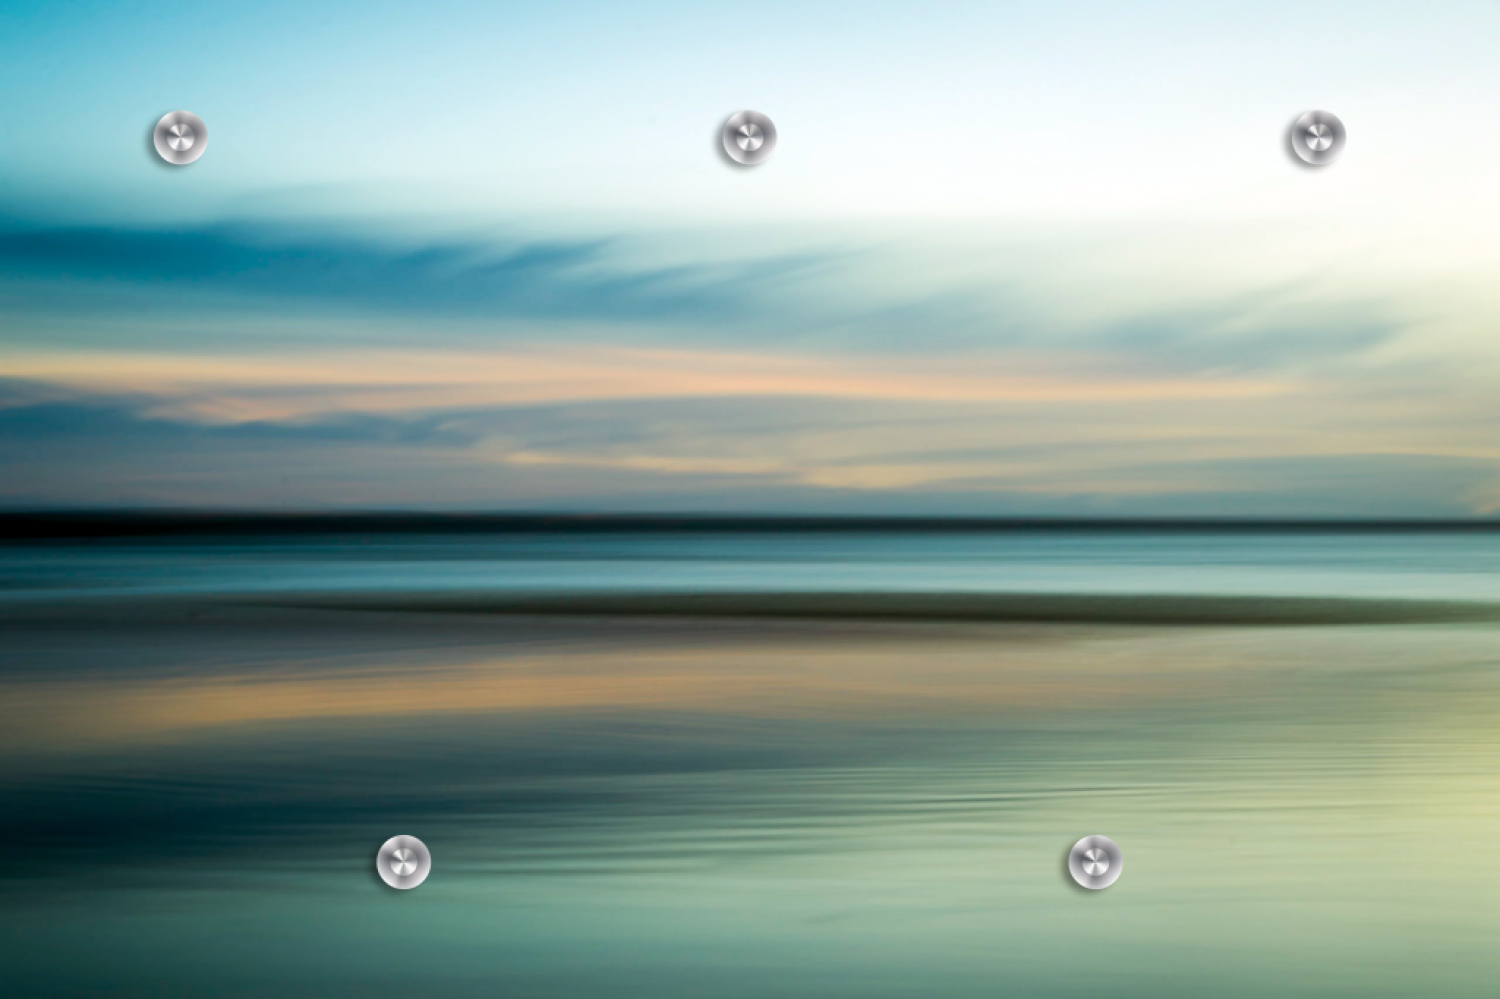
[1290,110,1345,166]
[1069,835,1122,889]
[153,111,208,165]
[377,834,431,889]
[722,111,777,166]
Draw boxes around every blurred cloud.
[0,387,477,447]
[2,208,1498,515]
[2,375,1497,515]
[0,346,1292,423]
[0,217,846,335]
[0,214,1430,370]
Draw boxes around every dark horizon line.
[3,509,1500,540]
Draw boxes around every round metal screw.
[1290,110,1344,166]
[153,111,208,165]
[722,111,777,166]
[377,834,431,889]
[1069,835,1122,889]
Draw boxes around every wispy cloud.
[0,346,1293,424]
[3,376,1498,515]
[0,215,1426,371]
[0,217,838,332]
[2,210,1497,514]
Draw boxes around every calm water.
[6,531,1500,601]
[2,531,1499,996]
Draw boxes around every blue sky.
[2,1,1499,513]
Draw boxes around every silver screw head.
[377,834,431,889]
[1290,110,1344,166]
[1069,835,1122,889]
[722,110,777,166]
[153,111,208,165]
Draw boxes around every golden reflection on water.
[1,624,1235,751]
[6,618,1499,756]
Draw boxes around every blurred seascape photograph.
[6,1,1500,995]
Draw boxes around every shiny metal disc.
[1068,834,1122,889]
[722,111,777,166]
[1290,110,1344,166]
[377,834,431,889]
[153,111,208,165]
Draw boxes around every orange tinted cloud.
[2,346,1291,423]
